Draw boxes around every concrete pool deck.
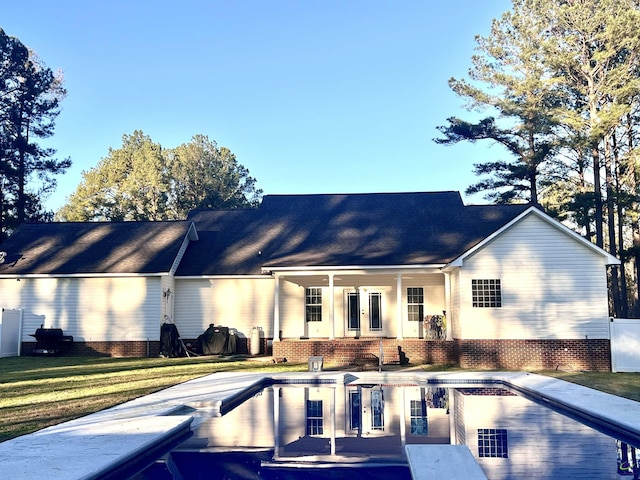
[2,370,640,479]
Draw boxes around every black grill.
[30,328,74,356]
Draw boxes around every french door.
[346,289,383,336]
[348,386,385,435]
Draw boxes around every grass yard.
[0,355,306,442]
[1,356,640,443]
[542,369,640,403]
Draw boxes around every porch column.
[273,274,281,341]
[273,386,281,458]
[396,274,403,340]
[444,271,452,340]
[329,273,335,340]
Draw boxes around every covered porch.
[266,266,453,366]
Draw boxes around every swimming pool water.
[130,382,640,480]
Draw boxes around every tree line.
[56,131,262,222]
[435,0,640,317]
[0,28,261,233]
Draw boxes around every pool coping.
[1,370,640,479]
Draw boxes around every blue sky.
[2,0,512,212]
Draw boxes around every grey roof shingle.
[176,192,531,275]
[0,192,532,277]
[0,221,192,275]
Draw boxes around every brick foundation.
[20,337,612,371]
[272,338,611,371]
[21,341,161,357]
[453,338,611,371]
[21,337,253,358]
[272,338,453,368]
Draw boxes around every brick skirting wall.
[21,337,611,371]
[272,338,611,371]
[21,341,161,357]
[453,339,611,371]
[272,338,453,367]
[21,337,253,358]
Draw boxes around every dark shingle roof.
[0,221,193,275]
[177,192,531,275]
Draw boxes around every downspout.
[396,274,403,340]
[329,274,335,340]
[273,274,281,341]
[444,271,453,340]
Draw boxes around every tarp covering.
[197,324,237,355]
[160,323,185,357]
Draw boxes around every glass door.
[345,289,384,336]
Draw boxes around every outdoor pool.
[126,379,640,480]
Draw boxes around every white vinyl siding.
[174,277,275,338]
[456,214,611,339]
[0,276,161,342]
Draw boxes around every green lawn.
[1,356,639,443]
[0,355,305,442]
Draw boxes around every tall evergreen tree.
[57,132,262,221]
[435,0,560,205]
[0,28,69,238]
[168,134,262,218]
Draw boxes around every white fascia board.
[187,221,199,241]
[0,272,170,279]
[443,206,620,271]
[170,222,200,275]
[175,275,272,280]
[261,264,446,276]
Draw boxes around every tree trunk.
[603,136,620,316]
[591,147,604,248]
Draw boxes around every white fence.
[0,308,23,357]
[610,318,640,372]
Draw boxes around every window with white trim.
[477,428,508,458]
[305,287,322,322]
[472,279,502,307]
[410,399,428,435]
[306,400,324,435]
[407,287,424,321]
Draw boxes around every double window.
[407,287,424,321]
[472,279,502,308]
[305,287,322,322]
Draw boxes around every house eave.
[0,272,171,279]
[175,274,273,280]
[261,264,446,276]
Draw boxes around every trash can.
[308,356,323,372]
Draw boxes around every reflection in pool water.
[132,383,640,480]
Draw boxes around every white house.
[0,192,619,369]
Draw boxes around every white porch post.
[396,274,403,340]
[444,271,452,340]
[273,274,281,341]
[329,273,335,340]
[273,386,281,458]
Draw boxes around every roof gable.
[446,207,620,268]
[0,221,195,275]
